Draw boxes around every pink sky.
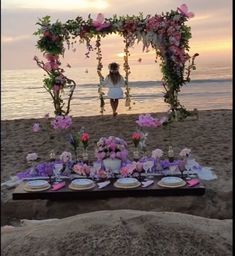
[2,0,232,70]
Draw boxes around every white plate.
[71,179,93,186]
[27,180,49,188]
[116,178,138,185]
[160,177,184,185]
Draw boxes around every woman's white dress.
[102,76,125,99]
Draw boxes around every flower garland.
[96,35,105,114]
[34,5,198,119]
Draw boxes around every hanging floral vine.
[34,4,199,120]
[123,37,131,110]
[95,35,105,114]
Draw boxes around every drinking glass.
[53,163,63,183]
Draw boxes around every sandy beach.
[1,109,232,223]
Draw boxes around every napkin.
[97,180,110,189]
[141,180,154,188]
[187,179,200,187]
[51,181,66,191]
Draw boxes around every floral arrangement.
[81,132,90,150]
[179,148,191,158]
[95,136,128,161]
[97,169,108,179]
[32,114,72,135]
[151,149,164,159]
[73,163,90,176]
[26,153,38,162]
[69,133,80,160]
[59,151,72,163]
[120,164,135,177]
[136,114,167,127]
[51,115,72,130]
[34,4,198,119]
[132,132,142,147]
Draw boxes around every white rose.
[26,153,38,162]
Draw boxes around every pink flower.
[177,4,194,18]
[44,113,49,119]
[81,133,89,142]
[97,169,107,179]
[120,164,135,177]
[83,164,91,175]
[73,163,86,176]
[53,85,60,93]
[132,132,141,140]
[32,123,40,132]
[146,16,162,31]
[92,13,110,31]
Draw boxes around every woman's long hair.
[108,63,121,85]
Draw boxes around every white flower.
[26,153,38,162]
[60,151,72,163]
[179,148,191,157]
[151,149,163,159]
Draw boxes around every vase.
[155,158,163,172]
[133,149,140,161]
[82,149,89,164]
[103,158,121,174]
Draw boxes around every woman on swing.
[98,62,125,117]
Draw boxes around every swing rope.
[96,35,105,114]
[123,36,131,110]
[96,35,132,114]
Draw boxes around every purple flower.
[51,115,72,130]
[32,123,41,132]
[136,114,161,127]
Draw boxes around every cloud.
[2,35,32,43]
[2,0,109,10]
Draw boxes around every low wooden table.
[12,176,205,200]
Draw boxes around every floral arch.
[34,4,198,120]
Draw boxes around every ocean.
[1,64,232,120]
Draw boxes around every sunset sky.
[2,0,232,70]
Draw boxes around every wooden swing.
[95,35,131,114]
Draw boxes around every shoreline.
[1,108,232,122]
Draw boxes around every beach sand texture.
[1,109,232,224]
[1,210,232,256]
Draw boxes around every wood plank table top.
[12,175,205,200]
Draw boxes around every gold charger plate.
[24,184,51,192]
[157,180,186,188]
[68,183,96,190]
[114,181,141,189]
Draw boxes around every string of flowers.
[123,36,132,110]
[96,35,105,114]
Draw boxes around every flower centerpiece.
[131,132,142,160]
[69,133,80,162]
[95,136,128,173]
[81,132,90,162]
[73,163,91,177]
[152,148,164,172]
[26,153,38,176]
[179,148,191,177]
